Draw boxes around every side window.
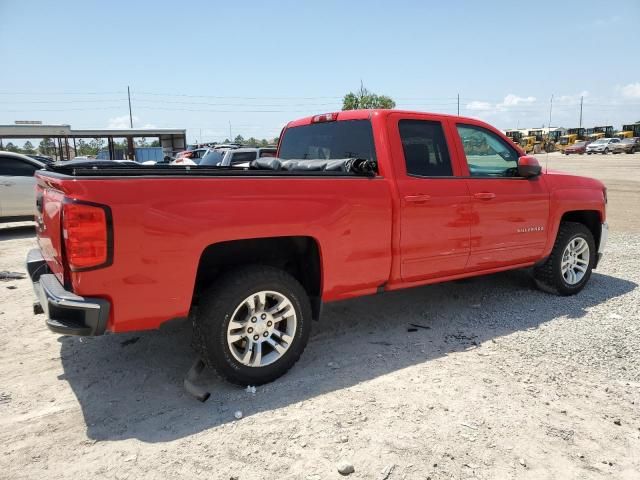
[456,125,520,177]
[0,157,39,176]
[399,120,453,177]
[231,152,258,165]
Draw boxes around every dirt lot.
[1,153,639,479]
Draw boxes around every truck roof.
[285,109,480,128]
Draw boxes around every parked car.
[26,154,54,165]
[221,147,277,166]
[586,138,620,154]
[0,151,44,222]
[564,141,589,155]
[171,148,209,165]
[28,110,608,386]
[609,137,640,154]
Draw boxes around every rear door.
[387,113,472,281]
[452,123,549,269]
[0,155,40,218]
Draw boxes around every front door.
[0,155,39,218]
[453,124,549,270]
[388,114,472,282]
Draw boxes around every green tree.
[39,137,55,155]
[149,140,160,147]
[4,142,20,153]
[88,138,105,155]
[342,84,396,110]
[233,135,245,144]
[136,137,148,147]
[22,141,36,154]
[246,137,258,147]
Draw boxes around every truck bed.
[34,164,393,333]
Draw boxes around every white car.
[199,147,277,167]
[586,138,620,154]
[0,151,44,222]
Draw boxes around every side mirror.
[518,155,542,178]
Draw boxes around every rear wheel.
[534,222,595,296]
[194,265,311,385]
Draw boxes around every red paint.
[34,110,606,334]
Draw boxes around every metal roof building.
[0,124,187,160]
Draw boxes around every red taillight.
[62,201,112,271]
[311,112,338,123]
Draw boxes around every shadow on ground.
[58,269,636,443]
[0,224,35,241]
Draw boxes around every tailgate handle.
[404,194,431,203]
[474,192,496,200]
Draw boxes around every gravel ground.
[0,153,639,479]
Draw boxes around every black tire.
[533,222,596,296]
[603,148,609,154]
[193,265,312,385]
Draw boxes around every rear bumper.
[26,249,110,336]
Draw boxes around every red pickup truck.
[27,109,608,385]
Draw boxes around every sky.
[1,0,639,143]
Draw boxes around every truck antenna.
[546,94,553,174]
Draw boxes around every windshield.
[199,150,224,166]
[621,139,634,144]
[574,142,587,147]
[559,137,569,145]
[593,139,607,144]
[278,119,376,161]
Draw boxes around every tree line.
[1,137,161,156]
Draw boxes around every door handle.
[473,192,496,200]
[404,194,431,203]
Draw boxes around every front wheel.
[603,148,609,154]
[534,222,596,296]
[194,266,312,385]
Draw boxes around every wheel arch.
[559,210,602,248]
[192,236,323,320]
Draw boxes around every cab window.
[457,125,520,177]
[399,120,453,177]
[0,157,39,176]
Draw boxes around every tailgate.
[35,173,66,284]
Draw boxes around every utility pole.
[128,86,133,128]
[457,93,460,116]
[229,121,232,141]
[579,95,583,129]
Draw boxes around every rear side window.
[231,151,258,165]
[259,149,276,158]
[279,120,376,161]
[399,120,453,177]
[199,150,224,166]
[0,157,39,176]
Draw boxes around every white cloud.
[621,83,640,99]
[557,90,589,103]
[106,115,157,129]
[498,94,536,108]
[466,101,492,111]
